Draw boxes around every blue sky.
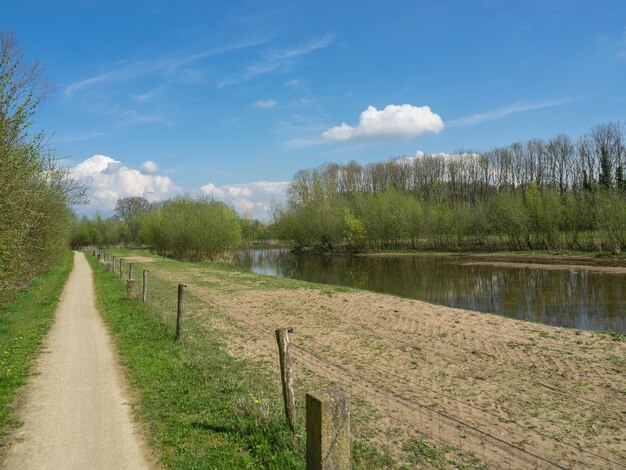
[3,0,626,219]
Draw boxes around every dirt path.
[1,252,153,470]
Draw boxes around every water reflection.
[234,249,626,333]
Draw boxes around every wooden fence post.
[112,256,116,273]
[128,262,133,280]
[142,270,148,302]
[276,328,296,431]
[176,284,186,340]
[306,388,350,470]
[119,259,124,279]
[107,262,112,272]
[126,279,136,298]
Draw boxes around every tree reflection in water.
[234,249,626,333]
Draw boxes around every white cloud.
[64,73,112,98]
[72,155,179,210]
[322,104,444,142]
[395,150,479,165]
[267,34,333,61]
[64,37,270,98]
[200,181,289,220]
[448,98,579,127]
[219,34,333,86]
[140,160,159,173]
[132,91,156,102]
[254,99,278,108]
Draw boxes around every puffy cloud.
[322,104,444,142]
[200,181,289,220]
[254,99,277,108]
[72,155,179,210]
[140,160,159,173]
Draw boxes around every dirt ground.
[462,261,626,273]
[123,256,156,263]
[148,259,625,469]
[360,251,626,265]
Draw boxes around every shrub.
[140,196,242,260]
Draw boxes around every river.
[233,249,626,333]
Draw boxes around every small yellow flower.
[254,399,260,404]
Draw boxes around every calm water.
[234,249,626,333]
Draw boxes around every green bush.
[0,32,84,305]
[140,196,242,260]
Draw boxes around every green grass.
[87,252,394,469]
[596,330,626,342]
[0,250,74,443]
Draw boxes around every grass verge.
[0,249,74,444]
[88,252,399,469]
[87,253,305,468]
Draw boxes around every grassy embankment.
[295,234,626,259]
[0,250,74,443]
[86,251,404,469]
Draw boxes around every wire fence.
[91,248,625,470]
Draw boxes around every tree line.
[0,32,84,305]
[272,122,626,253]
[71,195,271,260]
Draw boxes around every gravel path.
[1,252,153,470]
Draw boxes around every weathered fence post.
[107,262,112,272]
[126,279,136,298]
[142,269,148,302]
[119,259,124,279]
[306,388,350,470]
[276,328,296,431]
[176,284,186,340]
[128,262,133,280]
[112,256,116,273]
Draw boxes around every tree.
[616,165,625,192]
[114,196,151,243]
[599,146,612,190]
[343,210,367,252]
[0,31,85,304]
